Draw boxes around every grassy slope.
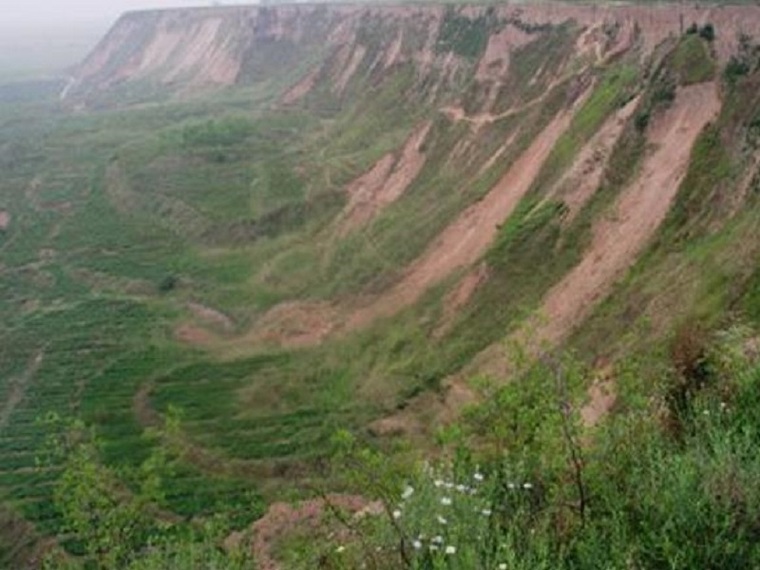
[2,13,760,567]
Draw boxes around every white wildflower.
[456,484,467,493]
[392,509,402,519]
[437,515,448,525]
[440,496,452,506]
[412,540,422,550]
[507,482,516,490]
[523,482,533,490]
[336,546,345,553]
[402,485,414,500]
[445,545,457,555]
[481,508,492,516]
[434,479,444,488]
[432,535,444,544]
[430,545,439,552]
[474,472,484,482]
[498,564,508,570]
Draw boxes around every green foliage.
[158,274,178,293]
[662,124,731,241]
[39,415,256,569]
[436,8,495,59]
[532,64,639,192]
[699,23,716,42]
[320,328,760,569]
[179,118,255,149]
[672,35,715,85]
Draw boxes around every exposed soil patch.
[187,302,234,332]
[282,68,319,105]
[434,262,490,338]
[553,95,640,223]
[581,378,616,428]
[465,82,720,385]
[174,323,216,347]
[251,494,382,570]
[334,44,366,95]
[344,95,587,331]
[368,377,478,440]
[383,30,404,69]
[337,121,432,235]
[535,82,720,349]
[476,24,534,82]
[376,82,720,437]
[244,301,338,350]
[0,210,11,231]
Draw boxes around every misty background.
[0,0,253,81]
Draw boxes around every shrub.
[157,274,178,293]
[699,23,716,42]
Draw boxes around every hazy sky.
[0,1,254,77]
[4,0,252,31]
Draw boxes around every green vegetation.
[436,7,496,59]
[672,34,716,85]
[533,63,639,192]
[2,6,760,568]
[281,325,760,569]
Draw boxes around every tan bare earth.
[476,23,533,82]
[434,262,490,338]
[282,68,319,105]
[344,95,587,332]
[187,302,234,332]
[377,82,720,437]
[241,92,588,349]
[465,82,720,385]
[174,323,216,347]
[535,82,720,348]
[251,495,382,570]
[238,301,339,351]
[69,3,760,103]
[334,44,366,95]
[0,210,9,231]
[581,379,616,428]
[337,121,432,235]
[552,95,641,222]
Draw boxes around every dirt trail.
[0,352,43,433]
[343,101,583,331]
[0,210,10,231]
[441,93,544,130]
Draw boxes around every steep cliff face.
[67,2,760,104]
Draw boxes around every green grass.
[532,63,639,192]
[672,34,716,85]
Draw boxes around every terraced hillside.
[3,2,760,566]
